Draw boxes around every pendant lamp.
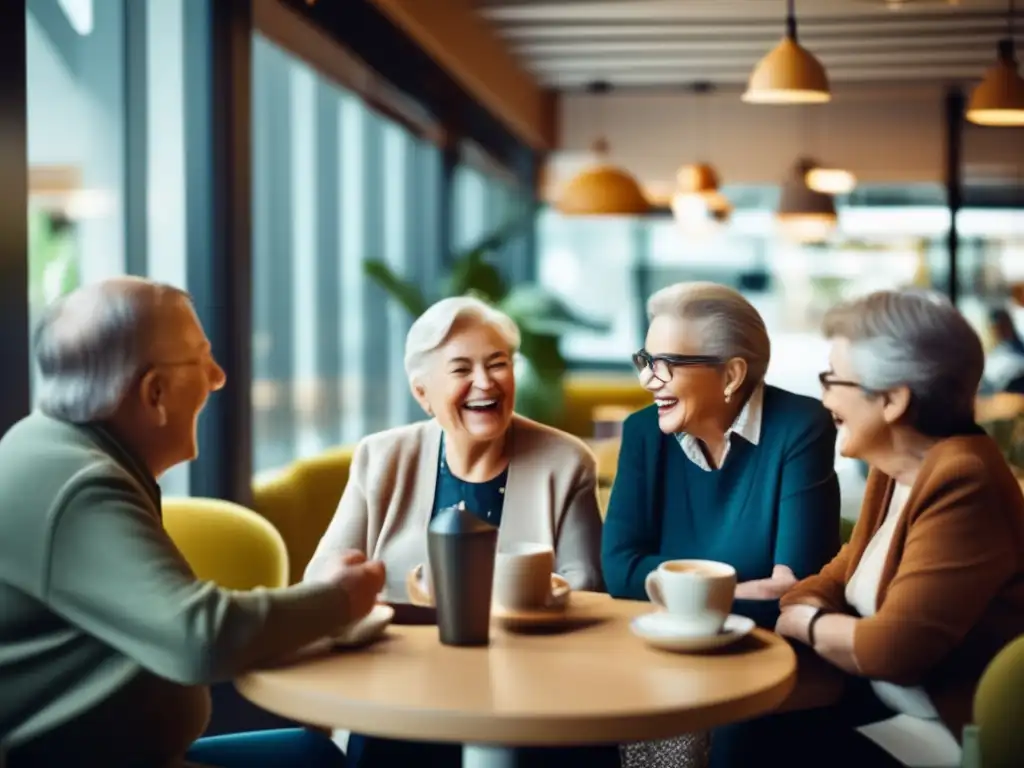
[676,163,720,196]
[675,82,723,197]
[777,157,837,242]
[672,190,732,232]
[557,138,650,216]
[805,164,857,195]
[743,0,830,105]
[966,0,1024,128]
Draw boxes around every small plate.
[331,604,394,648]
[630,613,755,653]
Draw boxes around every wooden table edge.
[235,628,798,746]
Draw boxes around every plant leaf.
[500,285,610,336]
[514,351,566,425]
[363,259,428,317]
[447,255,508,302]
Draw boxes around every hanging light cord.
[1001,0,1017,61]
[786,0,798,41]
[999,0,1015,61]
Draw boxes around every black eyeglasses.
[632,349,725,383]
[818,371,879,394]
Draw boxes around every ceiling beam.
[530,52,992,72]
[491,16,1009,38]
[368,0,556,149]
[514,34,1011,57]
[479,2,1008,22]
[544,66,983,87]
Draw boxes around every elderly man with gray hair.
[0,277,385,768]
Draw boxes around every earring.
[724,390,732,403]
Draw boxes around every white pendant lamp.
[743,0,830,104]
[805,163,857,195]
[671,190,732,232]
[966,1,1024,127]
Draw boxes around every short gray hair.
[646,282,771,388]
[34,277,191,423]
[822,289,983,436]
[404,296,521,382]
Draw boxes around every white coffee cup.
[493,542,570,611]
[644,559,736,636]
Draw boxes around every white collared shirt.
[674,383,764,471]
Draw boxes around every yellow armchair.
[163,497,289,590]
[251,445,355,584]
[560,375,649,438]
[969,632,1024,768]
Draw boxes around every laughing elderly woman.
[603,282,841,619]
[604,282,841,768]
[305,295,611,768]
[762,290,1024,768]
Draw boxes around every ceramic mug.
[493,543,571,611]
[406,543,571,612]
[405,563,435,607]
[644,559,736,637]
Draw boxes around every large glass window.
[251,36,441,475]
[536,210,643,364]
[26,0,190,494]
[452,162,525,249]
[537,187,955,519]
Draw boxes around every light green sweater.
[0,413,353,766]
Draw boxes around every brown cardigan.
[781,433,1024,738]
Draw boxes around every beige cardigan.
[304,415,604,597]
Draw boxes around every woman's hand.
[734,564,798,600]
[777,605,862,674]
[775,603,818,644]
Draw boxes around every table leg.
[463,744,520,768]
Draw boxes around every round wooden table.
[236,592,796,768]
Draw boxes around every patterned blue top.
[431,435,508,526]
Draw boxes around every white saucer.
[630,612,755,653]
[331,604,394,648]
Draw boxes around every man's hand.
[327,550,386,622]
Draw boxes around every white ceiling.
[475,0,1019,90]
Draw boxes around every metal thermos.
[427,501,498,646]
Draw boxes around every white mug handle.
[644,570,666,608]
[406,563,435,607]
[546,574,572,609]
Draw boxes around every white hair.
[33,277,191,423]
[404,296,521,383]
[822,289,984,436]
[646,281,771,388]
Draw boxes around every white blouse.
[845,482,940,719]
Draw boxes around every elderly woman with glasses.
[746,289,1024,768]
[305,295,615,768]
[602,282,841,624]
[606,283,841,768]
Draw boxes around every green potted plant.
[363,217,607,425]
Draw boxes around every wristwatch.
[807,607,830,648]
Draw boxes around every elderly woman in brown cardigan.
[741,289,1024,768]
